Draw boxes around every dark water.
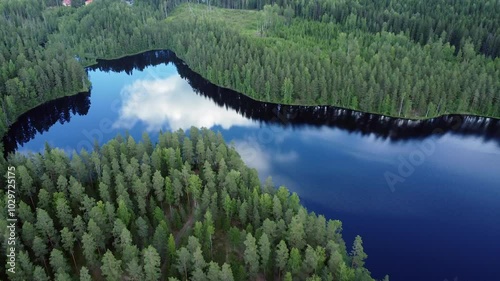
[4,50,500,281]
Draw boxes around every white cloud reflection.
[233,135,299,178]
[113,75,257,131]
[234,138,272,175]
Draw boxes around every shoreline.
[3,48,499,142]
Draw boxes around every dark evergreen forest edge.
[5,50,500,157]
[0,0,499,145]
[2,128,385,281]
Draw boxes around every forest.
[1,128,385,280]
[164,4,499,118]
[1,0,499,145]
[1,0,497,280]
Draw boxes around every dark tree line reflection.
[170,52,500,144]
[2,92,91,155]
[4,50,499,155]
[87,50,175,74]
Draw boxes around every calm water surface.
[4,51,500,281]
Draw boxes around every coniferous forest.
[0,0,499,143]
[0,0,499,280]
[1,129,383,281]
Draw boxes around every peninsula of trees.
[1,128,384,281]
[1,0,499,143]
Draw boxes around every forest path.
[175,212,195,245]
[159,208,195,280]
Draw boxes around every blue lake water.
[4,51,500,281]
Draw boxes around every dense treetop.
[1,128,384,280]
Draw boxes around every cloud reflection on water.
[114,74,257,131]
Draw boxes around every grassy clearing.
[167,3,262,36]
[166,3,322,51]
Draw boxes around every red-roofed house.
[85,0,93,5]
[62,0,71,6]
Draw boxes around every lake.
[4,50,500,281]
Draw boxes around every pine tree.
[126,258,144,281]
[101,250,122,281]
[350,235,367,269]
[143,246,161,281]
[258,233,271,274]
[304,245,319,274]
[176,247,191,280]
[220,263,234,281]
[206,261,221,281]
[60,227,77,270]
[152,170,165,202]
[288,247,302,275]
[204,210,215,257]
[79,267,92,281]
[35,208,58,247]
[287,215,306,250]
[82,233,98,267]
[276,240,289,279]
[244,233,259,278]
